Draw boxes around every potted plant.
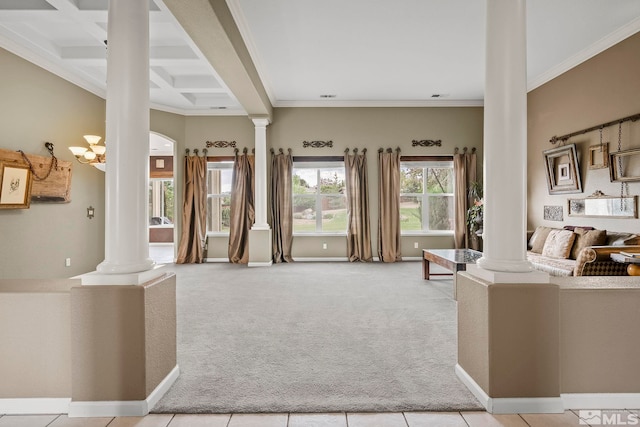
[466,181,483,235]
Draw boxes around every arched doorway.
[148,132,176,263]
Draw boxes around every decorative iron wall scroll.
[206,140,236,148]
[411,139,442,147]
[303,140,333,148]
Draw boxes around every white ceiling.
[229,0,640,107]
[1,0,640,114]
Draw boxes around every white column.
[96,0,154,275]
[252,117,271,230]
[472,0,545,282]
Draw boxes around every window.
[292,161,346,233]
[148,179,174,225]
[206,161,233,233]
[400,159,454,233]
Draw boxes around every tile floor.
[1,410,637,427]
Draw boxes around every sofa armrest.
[574,245,640,276]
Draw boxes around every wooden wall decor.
[0,147,72,203]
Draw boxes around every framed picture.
[609,147,640,182]
[0,163,33,209]
[543,143,582,194]
[558,163,570,181]
[588,143,609,170]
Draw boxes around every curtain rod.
[185,148,208,156]
[270,148,292,155]
[454,147,476,154]
[377,147,401,153]
[550,112,640,144]
[344,148,367,154]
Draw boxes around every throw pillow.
[529,226,554,253]
[570,228,607,259]
[542,229,576,259]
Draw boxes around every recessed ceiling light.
[320,94,337,98]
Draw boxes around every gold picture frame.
[543,144,582,194]
[588,143,609,170]
[0,163,33,209]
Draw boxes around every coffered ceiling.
[1,0,640,115]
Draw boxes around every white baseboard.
[147,364,180,412]
[0,398,71,414]
[455,364,564,414]
[248,261,273,267]
[68,365,180,418]
[455,364,490,409]
[562,393,640,409]
[490,397,564,414]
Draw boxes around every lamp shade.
[69,146,88,156]
[83,135,102,145]
[91,145,106,155]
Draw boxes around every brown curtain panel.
[176,154,207,264]
[377,148,402,262]
[345,149,372,262]
[453,148,477,249]
[228,151,255,264]
[271,149,294,263]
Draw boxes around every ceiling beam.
[162,0,272,120]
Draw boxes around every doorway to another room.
[149,133,175,264]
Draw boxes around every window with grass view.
[148,179,174,225]
[293,161,346,233]
[206,161,233,233]
[400,160,454,232]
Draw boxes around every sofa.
[526,226,640,276]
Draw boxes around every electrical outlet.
[414,242,419,249]
[322,243,328,250]
[65,258,71,267]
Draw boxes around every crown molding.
[274,99,484,108]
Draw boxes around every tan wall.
[528,32,640,232]
[0,279,78,398]
[0,48,190,278]
[0,48,106,279]
[457,273,560,398]
[458,273,640,399]
[196,108,483,260]
[559,287,640,393]
[71,273,176,401]
[270,107,484,258]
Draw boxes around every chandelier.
[69,135,106,171]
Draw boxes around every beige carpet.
[152,261,482,413]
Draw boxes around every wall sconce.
[69,135,106,171]
[87,206,95,219]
